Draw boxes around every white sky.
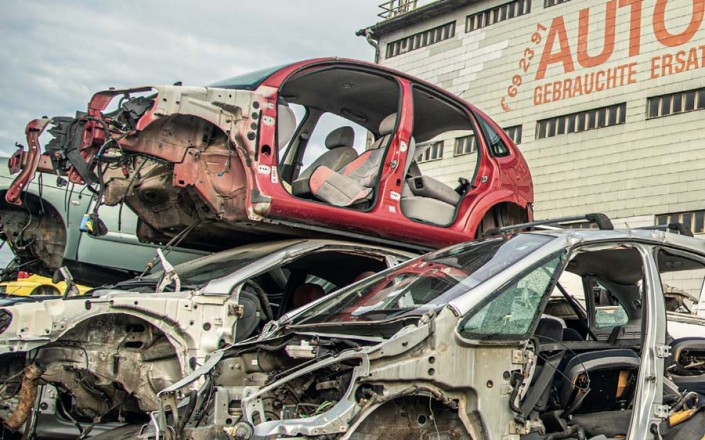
[0,0,383,156]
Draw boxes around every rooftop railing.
[378,0,434,19]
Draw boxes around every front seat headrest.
[325,126,355,149]
[378,113,397,136]
[278,104,296,148]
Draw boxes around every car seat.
[278,104,297,149]
[292,126,358,196]
[668,337,705,396]
[290,283,326,309]
[558,348,640,415]
[400,143,461,226]
[308,114,396,207]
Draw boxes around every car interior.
[275,66,479,226]
[518,244,705,439]
[238,249,391,331]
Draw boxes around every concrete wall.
[373,0,705,229]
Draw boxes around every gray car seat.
[400,143,461,226]
[278,104,296,150]
[292,126,358,196]
[308,114,396,207]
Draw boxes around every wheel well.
[350,396,471,439]
[475,202,529,238]
[0,191,67,277]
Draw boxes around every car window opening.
[515,244,651,437]
[277,67,401,211]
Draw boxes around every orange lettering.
[627,62,637,83]
[651,56,660,78]
[536,16,575,80]
[533,86,543,105]
[553,80,562,101]
[606,68,617,88]
[595,70,606,91]
[661,53,673,76]
[573,75,583,95]
[686,47,700,70]
[675,50,687,73]
[619,0,644,56]
[543,83,553,103]
[578,1,617,68]
[654,0,705,47]
[563,78,574,98]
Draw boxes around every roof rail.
[635,223,694,237]
[483,213,614,237]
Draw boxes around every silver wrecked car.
[0,239,414,438]
[141,218,705,440]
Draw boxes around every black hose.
[545,425,586,440]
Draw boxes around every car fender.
[0,292,237,374]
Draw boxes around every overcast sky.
[0,0,383,156]
[0,0,384,267]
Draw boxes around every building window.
[656,211,705,234]
[417,141,444,162]
[647,87,705,119]
[562,221,598,230]
[503,125,523,145]
[466,0,531,33]
[386,21,456,59]
[536,103,626,139]
[454,135,477,156]
[544,0,571,7]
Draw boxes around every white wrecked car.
[141,219,705,440]
[0,239,413,438]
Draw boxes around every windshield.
[209,63,291,90]
[122,241,300,289]
[292,234,554,327]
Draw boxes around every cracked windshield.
[293,234,554,326]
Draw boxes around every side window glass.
[588,278,629,329]
[477,116,510,157]
[657,249,705,318]
[304,274,338,294]
[459,254,563,339]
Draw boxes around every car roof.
[528,228,705,252]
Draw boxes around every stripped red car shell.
[6,58,533,251]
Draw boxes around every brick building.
[360,0,705,231]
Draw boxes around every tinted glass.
[210,64,290,90]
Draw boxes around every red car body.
[6,58,532,251]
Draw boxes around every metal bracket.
[656,345,671,358]
[512,349,528,364]
[653,404,669,419]
[229,304,244,317]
